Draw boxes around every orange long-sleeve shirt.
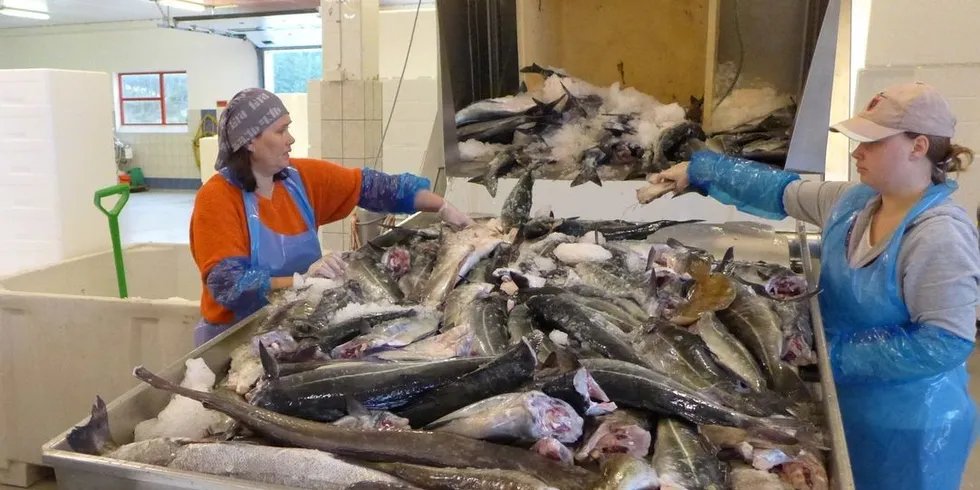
[190,158,362,324]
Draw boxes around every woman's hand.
[438,201,476,230]
[647,162,691,191]
[306,252,347,279]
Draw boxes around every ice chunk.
[134,358,227,441]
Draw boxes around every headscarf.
[214,88,290,170]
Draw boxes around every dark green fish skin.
[397,339,539,427]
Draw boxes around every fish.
[419,224,505,307]
[66,398,411,490]
[771,299,817,366]
[442,282,496,330]
[520,62,568,79]
[578,358,803,443]
[397,337,539,427]
[452,294,511,356]
[531,437,575,466]
[529,366,617,417]
[553,242,613,265]
[374,325,478,362]
[330,311,441,359]
[346,252,405,304]
[507,304,537,344]
[574,410,652,463]
[333,400,412,431]
[692,312,767,392]
[455,96,537,127]
[501,168,536,232]
[572,262,648,307]
[525,294,647,366]
[642,121,707,173]
[424,391,584,445]
[571,146,605,187]
[132,366,599,490]
[369,462,557,490]
[381,247,412,278]
[631,321,788,418]
[592,454,661,490]
[457,98,564,145]
[717,281,813,400]
[249,356,489,422]
[399,239,440,301]
[651,418,730,490]
[469,147,521,198]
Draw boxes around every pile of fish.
[456,63,797,196]
[68,175,827,490]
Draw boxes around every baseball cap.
[830,82,956,142]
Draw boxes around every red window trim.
[117,71,187,126]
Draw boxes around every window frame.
[117,71,188,127]
[260,47,323,94]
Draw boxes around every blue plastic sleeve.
[206,256,273,316]
[687,150,802,220]
[358,168,432,214]
[829,323,975,384]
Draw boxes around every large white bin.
[0,244,202,487]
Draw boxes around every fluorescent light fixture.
[0,7,49,19]
[157,0,207,12]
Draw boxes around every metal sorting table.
[41,216,854,490]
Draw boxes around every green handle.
[94,184,130,298]
[94,184,131,218]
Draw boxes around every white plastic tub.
[0,244,201,487]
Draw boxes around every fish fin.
[645,244,659,272]
[548,210,555,218]
[715,246,735,273]
[519,80,528,93]
[571,171,602,187]
[666,238,686,249]
[257,341,281,380]
[66,396,117,456]
[468,174,485,186]
[345,396,370,416]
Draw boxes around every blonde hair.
[905,132,974,183]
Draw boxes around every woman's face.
[247,115,295,176]
[851,133,929,192]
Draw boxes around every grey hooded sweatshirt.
[783,180,980,341]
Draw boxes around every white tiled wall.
[380,77,439,176]
[115,131,198,180]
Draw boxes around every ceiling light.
[0,7,49,19]
[157,0,207,12]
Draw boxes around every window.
[263,49,322,94]
[117,72,189,126]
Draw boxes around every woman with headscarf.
[652,82,979,490]
[189,88,474,346]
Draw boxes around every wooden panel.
[516,0,713,106]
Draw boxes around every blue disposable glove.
[829,323,975,385]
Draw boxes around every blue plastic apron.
[819,181,978,490]
[193,167,322,346]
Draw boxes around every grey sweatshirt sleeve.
[897,213,980,341]
[781,180,858,227]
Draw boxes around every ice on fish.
[553,243,613,265]
[458,140,508,161]
[134,359,227,441]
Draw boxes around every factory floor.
[3,190,979,490]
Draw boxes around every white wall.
[378,8,439,177]
[0,21,259,181]
[852,0,980,224]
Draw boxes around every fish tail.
[66,396,117,456]
[258,341,281,380]
[570,173,589,187]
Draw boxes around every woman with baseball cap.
[189,88,474,347]
[652,82,979,490]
